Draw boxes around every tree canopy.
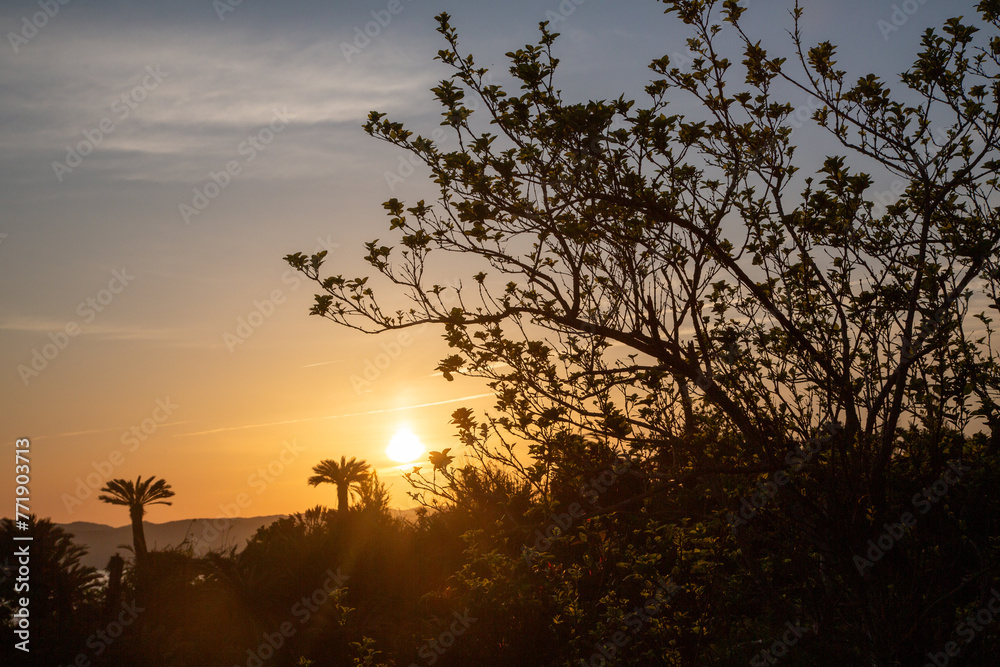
[99,475,175,558]
[308,456,373,514]
[287,1,1000,663]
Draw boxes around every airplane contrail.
[300,359,346,368]
[30,421,194,442]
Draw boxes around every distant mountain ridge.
[58,516,283,569]
[59,509,421,570]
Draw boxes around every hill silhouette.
[60,509,421,569]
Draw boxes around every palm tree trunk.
[337,484,349,514]
[105,553,124,620]
[130,506,148,557]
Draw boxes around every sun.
[386,426,425,464]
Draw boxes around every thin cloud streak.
[301,360,346,368]
[32,420,194,442]
[0,316,191,342]
[174,393,495,437]
[0,27,441,186]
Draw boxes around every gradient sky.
[0,0,966,526]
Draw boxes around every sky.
[0,0,969,527]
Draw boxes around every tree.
[288,2,1000,663]
[356,471,393,518]
[308,456,372,514]
[99,475,175,558]
[0,516,101,663]
[0,515,100,619]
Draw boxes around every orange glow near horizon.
[18,355,494,526]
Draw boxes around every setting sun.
[386,426,425,464]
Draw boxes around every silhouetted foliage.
[286,2,1000,664]
[308,457,372,514]
[8,2,1000,666]
[0,516,101,665]
[98,475,175,559]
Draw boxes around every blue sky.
[0,0,969,524]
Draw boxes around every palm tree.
[308,456,371,513]
[98,475,175,558]
[1,515,100,625]
[1,516,101,659]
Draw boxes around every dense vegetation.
[5,1,1000,664]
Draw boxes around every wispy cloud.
[33,422,194,442]
[174,393,495,437]
[0,27,440,185]
[0,316,188,342]
[301,359,346,368]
